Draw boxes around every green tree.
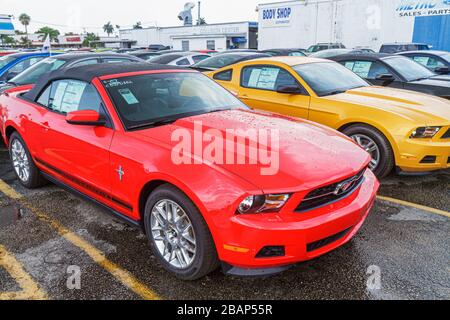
[19,36,32,47]
[82,32,100,48]
[18,13,31,35]
[197,18,206,25]
[133,22,143,29]
[0,35,16,46]
[36,26,60,43]
[103,22,114,37]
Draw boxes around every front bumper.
[216,170,379,272]
[397,138,450,173]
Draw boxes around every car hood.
[327,86,450,124]
[132,109,370,193]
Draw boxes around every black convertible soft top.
[24,62,189,101]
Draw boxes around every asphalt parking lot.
[0,145,449,300]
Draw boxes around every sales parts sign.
[261,6,293,27]
[397,0,450,17]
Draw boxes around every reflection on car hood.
[328,86,450,124]
[132,109,370,193]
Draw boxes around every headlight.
[410,126,441,139]
[237,194,290,214]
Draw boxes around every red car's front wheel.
[144,184,219,280]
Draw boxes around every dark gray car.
[0,53,143,93]
[330,53,450,99]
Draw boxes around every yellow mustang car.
[206,57,450,177]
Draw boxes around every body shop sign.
[261,6,293,27]
[397,0,450,17]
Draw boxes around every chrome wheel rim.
[11,139,30,183]
[150,199,197,269]
[351,134,380,171]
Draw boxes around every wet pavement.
[0,145,449,300]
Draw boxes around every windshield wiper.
[128,118,178,130]
[413,76,430,81]
[324,89,347,96]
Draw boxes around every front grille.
[296,169,367,213]
[307,227,353,252]
[441,128,450,139]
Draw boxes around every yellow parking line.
[0,180,162,300]
[0,245,48,300]
[377,195,450,219]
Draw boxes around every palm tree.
[197,18,206,25]
[18,13,31,35]
[18,13,31,47]
[103,22,114,37]
[36,27,60,43]
[133,22,143,29]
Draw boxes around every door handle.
[239,94,248,98]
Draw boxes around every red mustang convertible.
[0,63,379,280]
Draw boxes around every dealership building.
[257,0,450,51]
[119,21,258,51]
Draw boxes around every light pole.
[198,1,201,25]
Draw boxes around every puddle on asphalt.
[0,205,25,229]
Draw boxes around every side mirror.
[375,73,395,86]
[66,110,105,126]
[434,66,450,75]
[276,85,304,94]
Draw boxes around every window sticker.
[248,67,280,90]
[51,81,68,111]
[60,81,87,113]
[344,61,355,70]
[351,61,372,78]
[118,88,139,105]
[103,79,134,88]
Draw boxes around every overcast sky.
[2,0,275,35]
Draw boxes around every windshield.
[192,54,249,70]
[311,49,350,59]
[293,62,369,96]
[440,53,450,63]
[148,54,184,64]
[382,56,435,81]
[11,58,66,85]
[0,55,18,69]
[102,72,248,130]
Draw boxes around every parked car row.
[0,43,448,281]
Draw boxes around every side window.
[343,60,389,79]
[71,59,98,67]
[47,80,102,114]
[241,66,300,91]
[36,85,52,106]
[192,55,209,64]
[213,69,233,81]
[412,56,445,69]
[176,58,190,66]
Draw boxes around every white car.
[148,52,211,67]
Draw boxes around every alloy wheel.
[351,134,380,171]
[150,199,197,269]
[11,139,30,183]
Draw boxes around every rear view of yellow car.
[206,57,450,178]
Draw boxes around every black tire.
[144,184,219,280]
[342,124,394,178]
[8,132,46,188]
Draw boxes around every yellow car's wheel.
[342,124,394,178]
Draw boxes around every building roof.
[24,62,189,101]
